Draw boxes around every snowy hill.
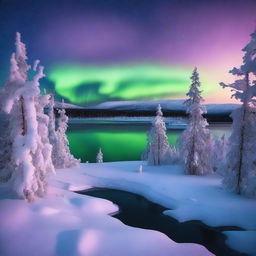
[87,100,239,114]
[57,99,239,115]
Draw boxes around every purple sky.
[0,0,256,103]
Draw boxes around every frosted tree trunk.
[236,73,249,194]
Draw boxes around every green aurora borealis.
[48,64,214,105]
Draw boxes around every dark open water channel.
[77,188,246,256]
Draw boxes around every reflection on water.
[67,119,231,163]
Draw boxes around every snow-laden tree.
[141,130,151,161]
[34,91,55,195]
[47,94,57,144]
[96,148,103,163]
[212,135,228,173]
[180,67,213,175]
[0,32,54,201]
[220,29,256,197]
[147,104,170,165]
[164,145,181,165]
[46,93,60,168]
[52,104,80,168]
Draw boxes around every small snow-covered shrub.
[96,148,103,163]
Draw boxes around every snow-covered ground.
[1,161,255,256]
[0,163,213,256]
[58,161,256,255]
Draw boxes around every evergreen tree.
[180,68,213,175]
[52,103,80,168]
[96,148,103,163]
[165,145,181,165]
[141,130,151,161]
[0,33,54,201]
[220,29,256,197]
[47,94,57,146]
[212,135,228,173]
[147,104,170,165]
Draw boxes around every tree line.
[142,29,256,198]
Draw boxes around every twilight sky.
[0,0,256,105]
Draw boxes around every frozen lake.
[67,119,231,163]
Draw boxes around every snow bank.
[223,231,256,256]
[0,163,213,256]
[63,161,256,255]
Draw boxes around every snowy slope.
[0,166,213,256]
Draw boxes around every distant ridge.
[54,101,84,109]
[87,100,239,114]
[60,100,240,122]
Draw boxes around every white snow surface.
[223,231,256,255]
[74,162,256,229]
[69,161,256,255]
[0,162,215,256]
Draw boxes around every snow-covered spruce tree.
[147,104,170,165]
[180,67,213,175]
[96,148,103,163]
[0,32,30,181]
[220,29,256,197]
[165,145,181,164]
[46,93,60,166]
[212,135,228,173]
[0,32,54,201]
[141,130,151,161]
[52,103,80,168]
[47,94,57,144]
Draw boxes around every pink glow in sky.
[0,0,255,103]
